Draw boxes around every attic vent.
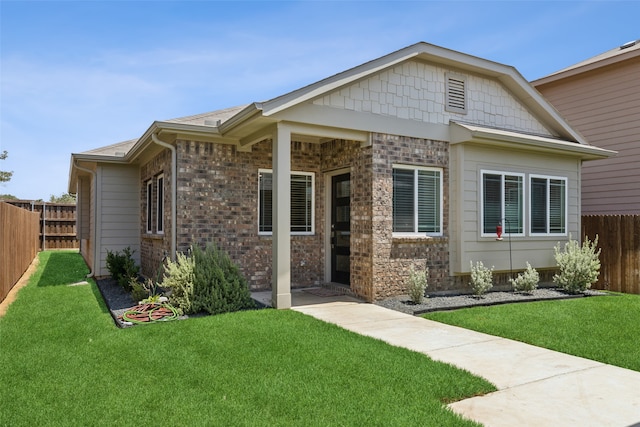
[445,73,467,114]
[620,40,638,50]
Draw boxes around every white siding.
[313,59,554,137]
[450,143,580,274]
[96,164,140,276]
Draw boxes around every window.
[392,166,442,235]
[481,171,524,236]
[445,73,467,114]
[530,175,567,235]
[258,170,314,234]
[146,179,152,233]
[157,174,164,234]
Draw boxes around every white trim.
[480,169,526,238]
[391,164,444,237]
[529,174,568,236]
[258,168,315,236]
[156,174,165,234]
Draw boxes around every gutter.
[73,160,97,278]
[151,133,177,260]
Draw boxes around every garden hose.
[122,303,179,324]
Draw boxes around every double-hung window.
[530,175,567,235]
[392,166,442,235]
[146,179,153,233]
[481,171,524,236]
[157,174,164,234]
[258,169,314,235]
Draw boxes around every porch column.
[272,123,291,309]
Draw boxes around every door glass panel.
[336,206,350,223]
[336,255,350,273]
[336,180,350,198]
[335,231,350,247]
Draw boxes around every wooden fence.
[1,202,40,303]
[5,200,78,250]
[582,215,640,294]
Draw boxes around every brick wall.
[139,132,528,300]
[369,133,450,300]
[140,149,172,278]
[172,138,325,290]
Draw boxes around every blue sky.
[1,0,638,200]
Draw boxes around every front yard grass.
[423,293,640,372]
[0,251,494,426]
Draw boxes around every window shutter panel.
[418,170,440,233]
[393,169,415,232]
[483,174,502,234]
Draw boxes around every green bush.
[129,280,148,303]
[470,261,493,297]
[162,251,196,315]
[191,243,255,315]
[553,235,601,294]
[162,243,254,315]
[510,262,539,294]
[105,247,139,291]
[406,265,428,304]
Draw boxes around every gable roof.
[71,41,618,193]
[219,42,587,145]
[532,39,640,85]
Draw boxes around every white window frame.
[529,174,568,236]
[146,179,153,234]
[480,170,525,238]
[392,164,443,237]
[156,174,164,234]
[258,169,315,236]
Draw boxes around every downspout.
[151,133,177,260]
[74,160,97,278]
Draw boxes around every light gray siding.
[95,164,140,276]
[450,143,580,274]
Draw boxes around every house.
[532,39,639,215]
[69,42,614,308]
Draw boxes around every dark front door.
[331,173,351,285]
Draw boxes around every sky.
[0,0,638,201]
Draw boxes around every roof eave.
[450,122,616,161]
[532,46,640,86]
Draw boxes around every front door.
[331,173,350,285]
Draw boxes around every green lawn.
[424,292,640,372]
[0,251,494,426]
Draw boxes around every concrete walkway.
[253,289,640,427]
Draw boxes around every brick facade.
[138,132,497,301]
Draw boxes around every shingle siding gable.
[313,60,553,137]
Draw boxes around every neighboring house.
[532,39,639,214]
[69,42,614,307]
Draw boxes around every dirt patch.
[0,256,40,317]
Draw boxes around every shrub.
[129,277,162,303]
[105,247,139,291]
[191,243,255,315]
[129,279,148,302]
[553,235,601,294]
[161,243,255,315]
[406,265,428,304]
[510,262,539,293]
[470,261,493,297]
[162,251,196,315]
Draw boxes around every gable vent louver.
[445,73,467,114]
